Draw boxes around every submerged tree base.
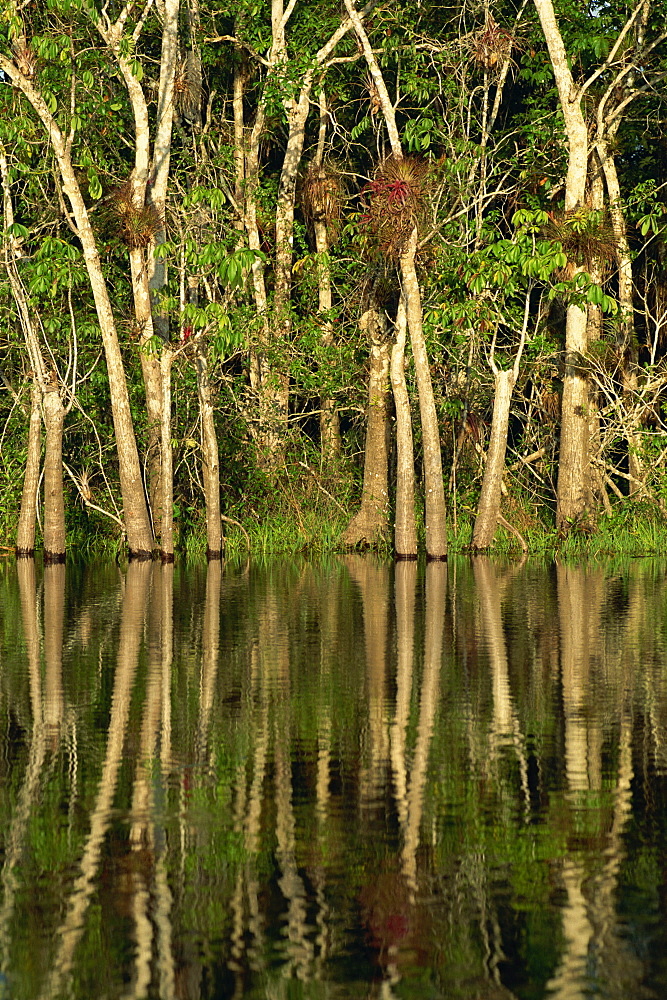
[128,549,154,563]
[44,550,66,565]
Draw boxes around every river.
[0,555,665,999]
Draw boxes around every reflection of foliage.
[361,155,430,258]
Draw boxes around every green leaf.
[129,59,143,82]
[587,284,603,306]
[87,171,102,200]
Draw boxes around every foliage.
[0,0,666,555]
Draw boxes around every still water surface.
[1,555,667,999]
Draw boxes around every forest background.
[1,0,666,562]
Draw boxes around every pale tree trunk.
[271,86,312,438]
[159,348,175,562]
[314,89,341,465]
[6,263,66,561]
[149,0,181,530]
[472,369,516,549]
[2,147,67,560]
[401,231,447,559]
[195,342,224,560]
[0,59,154,557]
[584,156,606,507]
[473,297,529,549]
[188,277,223,559]
[346,0,447,558]
[96,2,181,536]
[16,383,41,558]
[42,386,66,563]
[108,25,164,530]
[599,139,644,491]
[232,51,246,219]
[533,0,590,530]
[390,293,417,558]
[241,1,289,462]
[2,145,49,558]
[342,302,391,547]
[134,253,163,530]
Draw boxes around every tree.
[534,0,667,529]
[0,15,154,558]
[343,0,447,560]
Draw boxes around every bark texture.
[600,142,643,491]
[342,304,391,547]
[533,0,591,530]
[401,231,447,560]
[390,295,417,558]
[472,368,516,549]
[42,387,66,562]
[314,90,341,465]
[159,349,175,563]
[16,383,42,558]
[196,343,224,560]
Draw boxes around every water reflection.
[1,557,667,997]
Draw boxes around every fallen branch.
[63,463,124,527]
[220,514,251,552]
[508,448,546,472]
[498,512,528,553]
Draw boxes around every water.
[1,554,667,999]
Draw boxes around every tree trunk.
[533,0,590,530]
[390,294,417,559]
[472,368,516,549]
[345,3,446,558]
[159,348,175,563]
[342,303,391,547]
[42,386,66,563]
[16,382,42,558]
[195,342,224,560]
[314,89,341,466]
[0,65,154,557]
[1,144,41,558]
[583,155,605,507]
[401,230,447,560]
[133,251,163,534]
[147,0,181,529]
[600,141,643,491]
